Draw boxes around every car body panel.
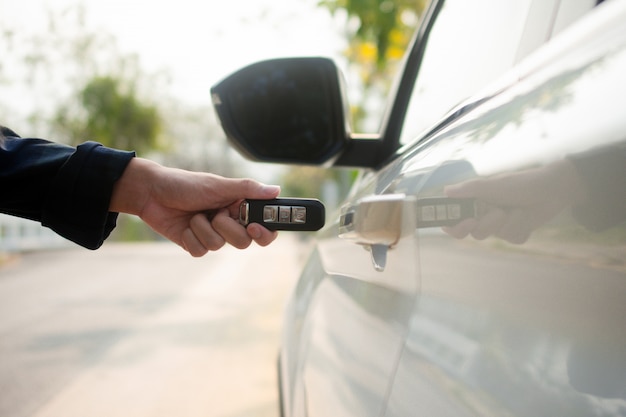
[282,194,421,416]
[382,11,626,414]
[279,1,626,417]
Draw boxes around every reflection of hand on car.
[442,159,588,244]
[443,145,626,243]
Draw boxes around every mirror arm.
[333,134,387,168]
[331,134,396,168]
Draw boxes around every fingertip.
[247,224,278,247]
[257,231,278,247]
[247,223,263,240]
[442,218,476,239]
[190,248,209,257]
[210,211,249,249]
[260,184,281,198]
[232,238,252,250]
[182,227,211,257]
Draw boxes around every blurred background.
[1,0,425,245]
[0,1,425,416]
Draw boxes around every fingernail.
[262,184,281,195]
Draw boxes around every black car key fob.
[416,197,476,228]
[239,198,325,231]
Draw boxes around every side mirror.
[211,57,350,165]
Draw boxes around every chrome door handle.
[339,194,416,248]
[338,194,475,271]
[339,194,417,271]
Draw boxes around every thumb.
[253,183,282,199]
[221,178,281,201]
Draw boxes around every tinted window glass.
[399,0,534,144]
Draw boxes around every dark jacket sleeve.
[1,127,135,249]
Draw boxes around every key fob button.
[292,207,307,224]
[279,206,291,223]
[416,197,476,227]
[239,198,325,231]
[447,203,461,220]
[263,206,279,223]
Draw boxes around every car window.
[552,0,597,36]
[398,0,536,145]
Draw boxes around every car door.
[383,2,626,416]
[287,188,421,417]
[279,0,582,416]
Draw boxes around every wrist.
[110,157,161,215]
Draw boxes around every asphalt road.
[0,235,309,417]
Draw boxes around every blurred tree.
[281,166,328,198]
[54,76,162,154]
[280,166,357,212]
[1,4,168,154]
[320,0,426,65]
[280,1,427,207]
[0,5,218,242]
[319,0,427,128]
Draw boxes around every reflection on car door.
[384,7,626,416]
[288,186,421,417]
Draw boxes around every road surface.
[0,235,310,417]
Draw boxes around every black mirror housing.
[211,57,350,165]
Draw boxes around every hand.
[110,158,281,256]
[443,160,587,244]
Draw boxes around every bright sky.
[1,0,347,106]
[1,0,350,181]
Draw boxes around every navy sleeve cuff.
[42,142,135,249]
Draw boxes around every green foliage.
[109,214,162,242]
[280,1,427,206]
[320,0,427,68]
[280,166,357,210]
[320,0,427,132]
[281,166,331,198]
[1,5,167,155]
[55,76,162,154]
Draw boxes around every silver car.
[212,0,626,415]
